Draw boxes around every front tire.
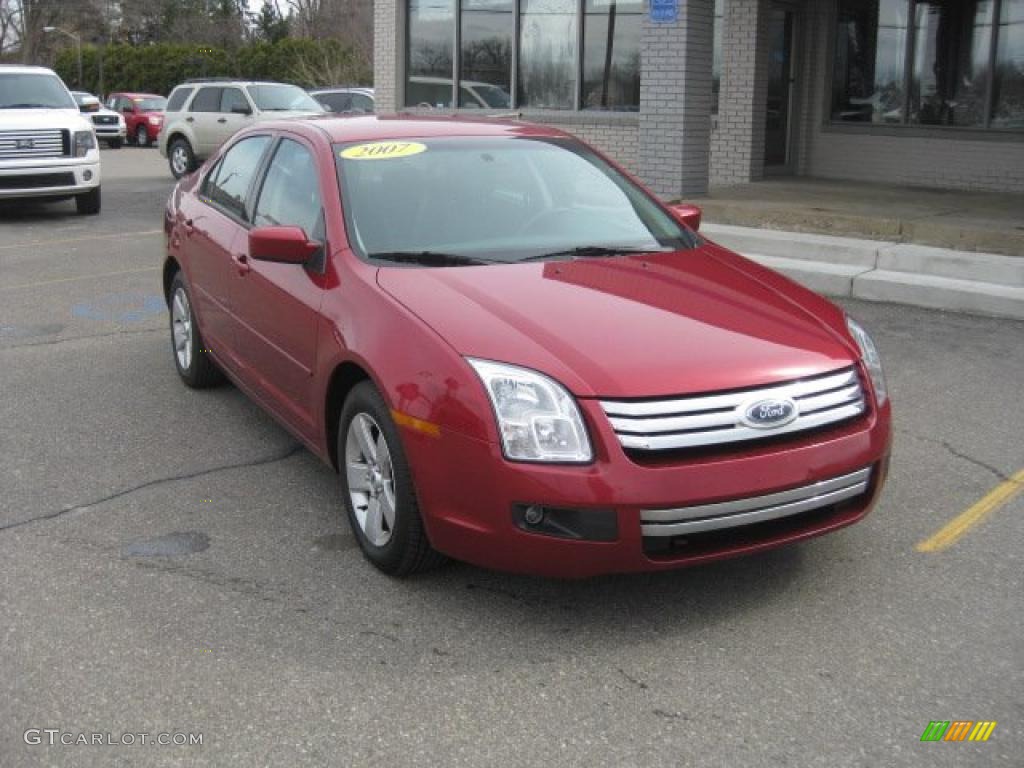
[168,272,223,388]
[106,138,123,149]
[168,137,196,179]
[136,125,150,147]
[75,186,101,215]
[339,382,445,576]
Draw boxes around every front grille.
[92,115,117,126]
[640,466,872,537]
[0,129,68,159]
[0,172,76,190]
[599,366,865,452]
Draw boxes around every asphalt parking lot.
[1,147,1022,767]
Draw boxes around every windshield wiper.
[368,250,495,267]
[519,245,671,262]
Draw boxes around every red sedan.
[162,116,891,578]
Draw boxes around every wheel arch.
[324,361,373,471]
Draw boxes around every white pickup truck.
[0,64,102,215]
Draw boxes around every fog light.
[82,170,93,181]
[523,505,545,525]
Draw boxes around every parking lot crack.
[0,444,304,532]
[897,429,1010,482]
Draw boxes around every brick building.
[373,0,1024,199]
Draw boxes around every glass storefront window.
[406,0,456,108]
[582,0,642,111]
[460,0,514,109]
[518,0,577,109]
[992,0,1024,128]
[832,0,909,123]
[910,0,993,127]
[833,0,1024,130]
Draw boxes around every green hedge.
[55,39,370,96]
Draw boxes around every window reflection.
[911,0,993,126]
[833,0,909,123]
[518,0,577,109]
[992,0,1024,128]
[582,0,642,111]
[712,0,723,114]
[460,0,514,108]
[407,0,455,107]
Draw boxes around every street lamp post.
[43,26,82,89]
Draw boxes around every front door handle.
[217,117,227,124]
[234,253,250,276]
[183,218,194,236]
[185,116,194,123]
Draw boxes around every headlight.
[148,116,161,125]
[846,316,887,405]
[468,358,593,463]
[73,130,96,157]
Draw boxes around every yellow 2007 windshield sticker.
[340,142,427,160]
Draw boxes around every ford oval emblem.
[740,398,798,429]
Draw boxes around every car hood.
[0,107,90,131]
[376,244,859,398]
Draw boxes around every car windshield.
[246,84,322,112]
[335,136,697,265]
[134,97,166,111]
[0,73,76,109]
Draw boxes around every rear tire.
[168,272,224,389]
[168,137,196,179]
[75,186,101,215]
[338,382,446,576]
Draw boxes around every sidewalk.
[703,223,1024,320]
[697,178,1024,258]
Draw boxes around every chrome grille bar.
[0,129,67,159]
[599,366,865,451]
[640,467,871,536]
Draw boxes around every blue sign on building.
[650,0,678,23]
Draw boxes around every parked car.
[0,65,101,214]
[158,79,323,179]
[71,90,125,148]
[106,92,166,147]
[162,116,891,578]
[309,86,375,114]
[407,76,511,109]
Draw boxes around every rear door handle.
[183,218,194,236]
[217,117,227,124]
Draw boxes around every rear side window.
[220,88,249,113]
[316,92,351,113]
[166,87,193,112]
[202,135,272,219]
[253,139,323,237]
[190,87,222,113]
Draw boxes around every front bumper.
[403,397,891,578]
[95,126,126,141]
[0,159,101,199]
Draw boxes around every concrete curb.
[702,223,1024,321]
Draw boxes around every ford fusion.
[162,116,891,578]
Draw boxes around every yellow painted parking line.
[0,266,160,291]
[916,468,1024,553]
[0,229,162,251]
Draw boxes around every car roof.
[271,114,574,144]
[112,92,164,99]
[0,65,59,75]
[310,86,374,94]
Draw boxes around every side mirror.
[249,226,320,265]
[668,203,702,231]
[231,105,253,116]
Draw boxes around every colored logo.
[340,142,427,161]
[920,721,997,742]
[739,397,798,429]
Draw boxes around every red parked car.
[162,116,891,578]
[106,91,167,146]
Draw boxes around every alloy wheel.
[344,413,397,547]
[171,287,192,371]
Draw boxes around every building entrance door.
[765,5,798,171]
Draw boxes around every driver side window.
[253,139,323,239]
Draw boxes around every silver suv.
[158,79,323,178]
